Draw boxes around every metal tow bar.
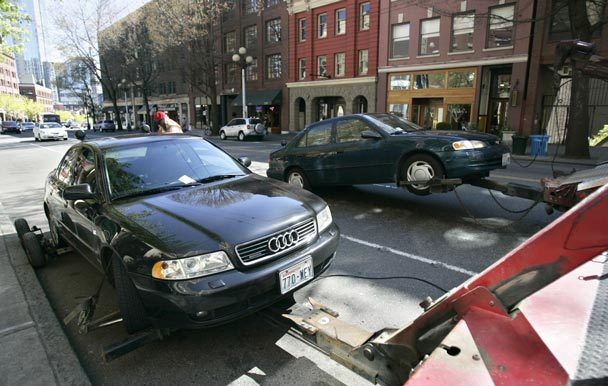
[284,298,415,386]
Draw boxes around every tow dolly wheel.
[14,218,30,243]
[22,232,47,268]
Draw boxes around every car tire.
[286,167,311,190]
[238,131,245,141]
[14,218,30,243]
[401,154,444,196]
[23,232,46,268]
[112,255,150,334]
[219,130,226,140]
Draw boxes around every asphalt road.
[0,129,593,385]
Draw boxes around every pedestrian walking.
[153,111,183,134]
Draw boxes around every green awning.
[232,89,282,106]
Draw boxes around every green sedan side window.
[336,118,370,143]
[306,122,332,146]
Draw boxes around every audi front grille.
[235,218,317,265]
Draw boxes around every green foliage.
[0,0,30,55]
[0,94,44,120]
[589,125,608,147]
[57,110,74,123]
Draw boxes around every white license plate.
[502,153,511,166]
[279,257,314,294]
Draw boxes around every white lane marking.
[27,143,64,153]
[341,234,477,276]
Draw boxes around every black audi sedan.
[44,135,339,333]
[267,113,510,195]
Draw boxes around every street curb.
[0,203,91,386]
[511,155,601,166]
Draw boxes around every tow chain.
[453,186,542,232]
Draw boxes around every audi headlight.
[316,206,332,233]
[151,251,234,280]
[452,140,486,150]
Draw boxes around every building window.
[266,54,282,79]
[420,18,440,55]
[244,25,257,49]
[317,55,327,77]
[336,8,346,35]
[299,58,306,80]
[451,13,474,52]
[242,0,257,14]
[299,18,306,41]
[266,18,281,43]
[487,4,514,48]
[389,74,411,90]
[318,13,327,38]
[447,70,475,88]
[360,2,370,30]
[266,0,280,8]
[224,31,236,53]
[388,104,409,118]
[391,23,410,58]
[225,63,238,83]
[335,52,345,77]
[413,73,445,89]
[246,58,258,81]
[358,49,368,75]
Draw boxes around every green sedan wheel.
[401,155,444,196]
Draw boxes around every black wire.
[314,273,448,293]
[511,152,538,168]
[487,188,536,214]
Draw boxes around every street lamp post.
[232,47,254,119]
[120,79,131,130]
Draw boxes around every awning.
[232,90,282,106]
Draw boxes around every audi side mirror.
[63,184,96,201]
[238,156,252,167]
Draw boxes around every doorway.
[412,98,444,129]
[487,70,511,135]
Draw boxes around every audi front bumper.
[130,223,340,329]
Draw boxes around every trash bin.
[512,135,528,155]
[529,134,549,156]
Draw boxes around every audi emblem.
[268,230,300,253]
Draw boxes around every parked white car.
[219,118,266,141]
[34,122,68,141]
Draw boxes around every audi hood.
[108,174,327,257]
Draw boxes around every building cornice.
[287,76,377,88]
[378,55,529,73]
[288,0,344,14]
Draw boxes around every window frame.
[336,8,347,35]
[419,17,441,56]
[358,49,369,76]
[298,58,307,80]
[335,52,345,77]
[450,12,475,53]
[224,31,236,53]
[360,2,371,31]
[318,13,328,38]
[244,25,258,49]
[245,58,258,81]
[266,54,282,80]
[299,18,307,42]
[486,3,515,49]
[317,55,328,77]
[391,23,410,59]
[266,18,281,44]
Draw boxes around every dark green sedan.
[267,113,511,195]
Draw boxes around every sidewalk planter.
[501,130,516,147]
[530,135,549,156]
[512,135,528,155]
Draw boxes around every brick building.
[0,54,20,98]
[218,0,289,131]
[287,0,380,131]
[377,0,533,134]
[19,75,54,112]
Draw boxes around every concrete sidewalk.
[0,204,89,386]
[511,144,608,166]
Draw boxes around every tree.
[52,0,126,130]
[0,0,29,55]
[54,59,101,126]
[153,0,234,133]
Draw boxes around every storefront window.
[388,104,409,118]
[448,104,471,130]
[448,71,475,88]
[414,73,445,89]
[389,74,411,90]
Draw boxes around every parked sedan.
[267,113,511,195]
[1,120,21,134]
[219,118,266,141]
[34,122,68,141]
[20,122,36,131]
[93,120,116,132]
[44,135,338,333]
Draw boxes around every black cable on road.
[487,188,538,214]
[315,273,449,293]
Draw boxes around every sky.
[42,0,151,62]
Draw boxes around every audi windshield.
[103,138,248,199]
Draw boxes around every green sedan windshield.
[367,114,424,133]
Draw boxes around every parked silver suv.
[219,118,266,141]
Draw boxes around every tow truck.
[14,40,608,385]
